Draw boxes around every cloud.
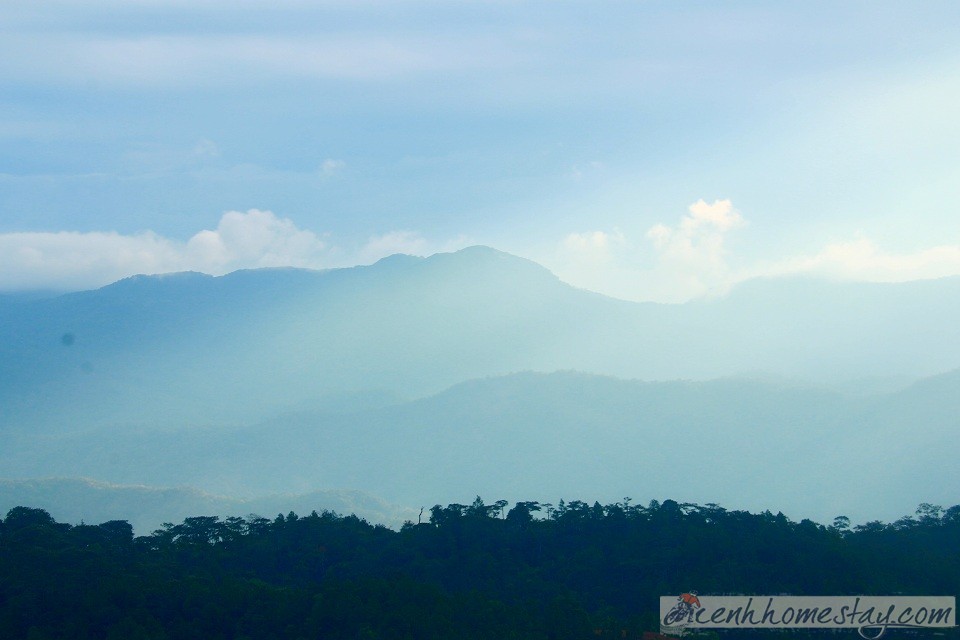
[547,199,960,304]
[183,209,329,272]
[319,159,345,178]
[5,200,959,300]
[644,198,744,292]
[550,199,745,303]
[0,229,183,292]
[562,229,625,259]
[760,238,960,283]
[0,210,473,292]
[0,209,329,291]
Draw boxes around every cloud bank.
[760,238,960,283]
[550,200,960,303]
[554,199,747,303]
[3,202,959,300]
[0,210,460,292]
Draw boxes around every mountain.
[2,246,958,526]
[0,478,418,534]
[4,370,957,526]
[2,246,959,435]
[0,247,607,431]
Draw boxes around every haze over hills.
[2,246,959,431]
[0,478,418,534]
[1,246,958,527]
[2,370,958,526]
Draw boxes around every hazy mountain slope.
[2,247,960,435]
[2,246,959,444]
[835,368,960,509]
[0,248,630,431]
[0,478,418,534]
[704,276,960,381]
[4,371,955,525]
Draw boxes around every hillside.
[2,247,960,434]
[4,370,957,525]
[2,247,958,526]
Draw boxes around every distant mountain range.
[1,246,957,527]
[0,478,418,534]
[2,246,959,432]
[3,369,957,526]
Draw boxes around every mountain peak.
[420,245,561,282]
[112,270,212,284]
[370,253,425,269]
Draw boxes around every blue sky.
[2,1,960,300]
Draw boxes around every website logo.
[662,592,702,630]
[660,595,955,639]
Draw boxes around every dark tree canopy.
[1,500,958,640]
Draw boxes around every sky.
[2,1,960,302]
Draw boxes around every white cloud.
[0,209,329,291]
[183,209,329,272]
[547,200,960,304]
[550,199,745,303]
[552,229,641,301]
[760,238,960,283]
[683,198,743,232]
[644,198,743,294]
[0,230,181,291]
[5,200,959,299]
[0,210,474,292]
[562,229,625,258]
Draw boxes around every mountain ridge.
[2,245,959,433]
[1,246,958,526]
[0,477,419,534]
[4,369,956,526]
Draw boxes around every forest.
[1,498,958,640]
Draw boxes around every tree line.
[1,498,958,639]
